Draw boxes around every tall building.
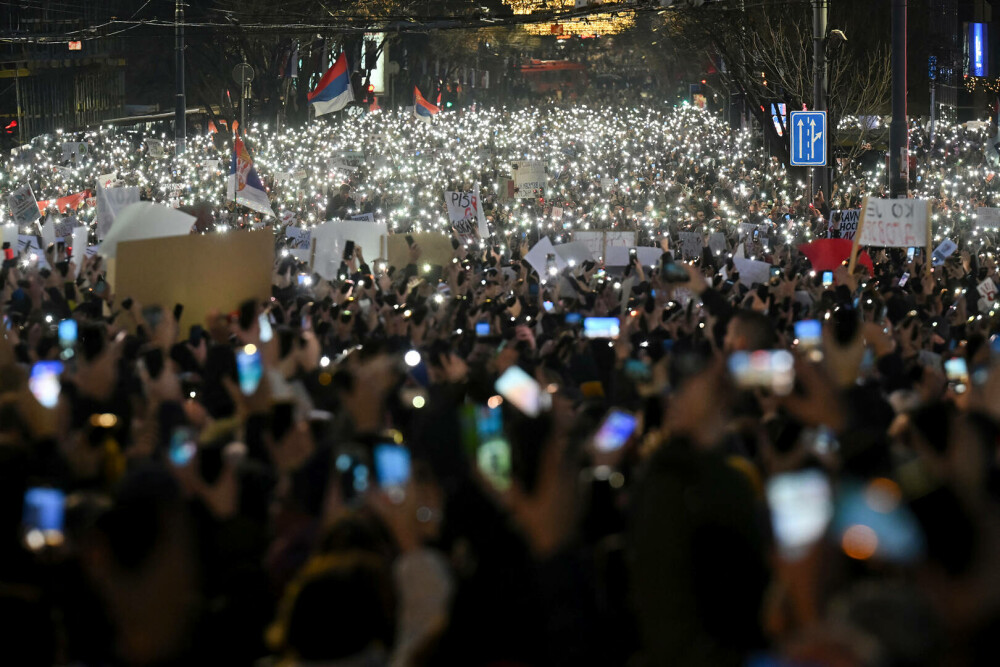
[0,1,127,141]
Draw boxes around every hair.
[729,309,776,351]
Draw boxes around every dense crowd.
[5,104,1000,666]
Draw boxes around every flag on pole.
[285,43,298,79]
[227,136,274,217]
[308,52,353,117]
[413,86,439,123]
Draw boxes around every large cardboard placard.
[849,197,932,275]
[114,229,273,334]
[386,233,454,270]
[977,207,1000,229]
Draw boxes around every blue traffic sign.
[789,110,827,167]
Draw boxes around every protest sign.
[605,231,637,252]
[284,226,311,249]
[444,189,483,246]
[732,244,771,287]
[677,232,704,259]
[605,246,661,267]
[100,202,194,259]
[978,277,997,304]
[2,223,17,250]
[708,232,727,256]
[97,172,121,189]
[330,151,365,171]
[40,218,56,250]
[71,226,89,258]
[512,160,546,198]
[931,239,958,266]
[8,184,39,228]
[311,219,388,280]
[850,197,932,275]
[552,241,594,267]
[524,236,566,278]
[349,212,375,223]
[114,229,273,335]
[96,185,140,240]
[574,231,606,259]
[61,142,88,164]
[551,206,563,221]
[832,209,861,240]
[738,223,765,241]
[977,207,1000,229]
[387,233,454,270]
[145,139,165,158]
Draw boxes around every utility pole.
[889,0,908,197]
[812,0,829,198]
[175,0,186,155]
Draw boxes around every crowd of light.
[1,104,998,255]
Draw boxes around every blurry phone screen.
[767,469,833,558]
[169,427,197,466]
[58,319,77,348]
[583,316,620,339]
[944,357,969,393]
[475,321,490,337]
[593,409,637,452]
[23,487,66,549]
[474,405,512,490]
[236,345,263,395]
[495,365,549,417]
[727,350,795,396]
[29,361,63,408]
[373,443,411,489]
[794,319,821,348]
[822,271,834,287]
[258,312,274,343]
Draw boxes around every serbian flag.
[227,136,274,217]
[413,86,439,123]
[308,52,353,117]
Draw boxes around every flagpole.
[175,0,186,155]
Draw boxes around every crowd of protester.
[5,104,1000,666]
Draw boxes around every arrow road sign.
[789,110,827,167]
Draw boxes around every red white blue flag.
[308,52,353,117]
[413,86,439,123]
[227,135,274,217]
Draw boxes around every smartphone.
[22,487,66,549]
[173,303,184,323]
[944,356,969,394]
[258,312,274,343]
[907,247,915,262]
[373,442,411,490]
[752,229,760,243]
[297,273,312,287]
[473,405,512,490]
[142,347,165,379]
[990,334,1000,359]
[189,324,204,346]
[58,318,78,351]
[475,321,490,337]
[899,272,910,287]
[168,427,197,466]
[593,409,637,452]
[543,300,554,313]
[583,316,620,340]
[564,312,582,326]
[143,305,164,331]
[495,365,550,417]
[93,276,108,297]
[767,469,833,559]
[545,252,558,277]
[629,247,638,262]
[727,349,795,396]
[662,257,690,283]
[794,319,822,349]
[236,344,263,395]
[822,271,834,287]
[29,361,63,408]
[769,265,782,285]
[405,234,414,248]
[343,239,355,262]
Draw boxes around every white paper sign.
[978,277,997,303]
[708,232,727,256]
[285,226,312,249]
[96,185,140,240]
[732,244,772,287]
[977,207,1000,229]
[349,212,375,223]
[552,241,594,267]
[40,217,56,250]
[311,219,388,280]
[574,231,605,259]
[525,236,566,278]
[97,172,121,189]
[145,139,165,158]
[8,184,40,228]
[604,231,637,251]
[71,226,89,258]
[61,142,88,164]
[677,232,704,259]
[512,160,546,199]
[444,189,482,245]
[856,198,930,248]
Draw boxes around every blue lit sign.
[971,23,988,78]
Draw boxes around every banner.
[831,208,862,240]
[61,142,88,164]
[96,185,140,240]
[330,151,366,171]
[8,184,40,228]
[512,160,546,198]
[310,219,388,280]
[37,190,89,214]
[285,226,312,249]
[145,139,166,158]
[349,212,375,223]
[977,207,1000,229]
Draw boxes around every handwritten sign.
[856,198,930,248]
[832,208,862,240]
[8,184,40,227]
[977,207,1000,229]
[978,277,997,304]
[444,189,482,245]
[512,160,546,199]
[677,232,704,260]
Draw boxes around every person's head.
[724,309,776,353]
[339,184,351,196]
